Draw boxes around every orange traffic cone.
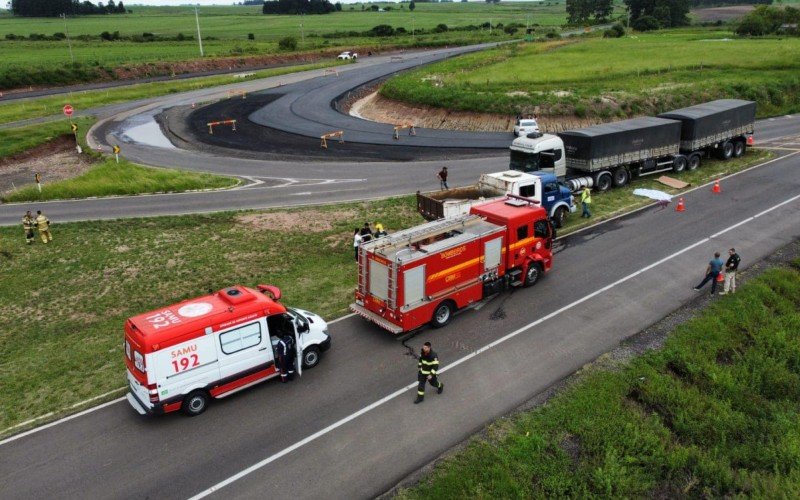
[716,272,724,283]
[676,197,685,212]
[747,135,754,146]
[712,180,721,194]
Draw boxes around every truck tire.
[302,346,321,368]
[718,141,734,160]
[524,262,542,287]
[672,155,687,173]
[182,390,210,417]
[431,301,455,328]
[733,140,745,158]
[594,172,612,192]
[612,167,629,187]
[553,206,568,228]
[687,154,701,171]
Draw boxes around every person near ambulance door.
[437,167,449,190]
[720,248,741,295]
[414,342,444,404]
[35,210,53,243]
[580,186,592,218]
[353,228,362,261]
[276,330,296,382]
[22,211,35,244]
[693,251,724,295]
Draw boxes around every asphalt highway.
[1,145,798,499]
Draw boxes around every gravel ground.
[0,136,92,195]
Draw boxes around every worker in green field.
[581,186,592,218]
[36,210,53,243]
[414,342,444,404]
[22,211,35,244]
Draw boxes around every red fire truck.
[350,196,554,333]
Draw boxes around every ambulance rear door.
[151,332,220,401]
[217,318,272,381]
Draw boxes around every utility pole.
[194,5,204,57]
[61,13,74,64]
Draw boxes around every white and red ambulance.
[124,284,331,416]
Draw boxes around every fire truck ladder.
[371,215,479,253]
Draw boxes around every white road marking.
[188,192,800,500]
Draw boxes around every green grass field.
[381,28,800,119]
[399,260,800,498]
[0,149,769,433]
[0,3,574,88]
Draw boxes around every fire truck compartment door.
[484,238,503,271]
[369,260,389,300]
[217,320,269,381]
[404,265,426,307]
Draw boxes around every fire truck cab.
[124,285,331,416]
[351,197,553,334]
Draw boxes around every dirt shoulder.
[0,135,93,195]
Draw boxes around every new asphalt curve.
[1,144,799,499]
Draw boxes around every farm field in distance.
[0,2,582,89]
[381,28,800,121]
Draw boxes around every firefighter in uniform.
[35,210,53,243]
[414,342,444,404]
[22,211,35,244]
[276,330,296,383]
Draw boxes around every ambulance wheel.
[431,301,455,328]
[733,140,745,157]
[524,262,542,287]
[687,154,701,171]
[182,390,209,417]
[302,346,321,368]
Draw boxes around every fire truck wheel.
[302,346,321,368]
[431,301,455,328]
[182,390,210,417]
[524,262,542,287]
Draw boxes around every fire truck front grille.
[349,303,404,334]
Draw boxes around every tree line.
[11,0,128,17]
[262,0,340,15]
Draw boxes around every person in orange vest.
[35,210,53,243]
[22,211,35,244]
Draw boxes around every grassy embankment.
[0,149,770,434]
[381,28,800,120]
[0,60,344,125]
[0,118,237,202]
[0,2,579,89]
[400,259,800,498]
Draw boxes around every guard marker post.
[320,131,344,149]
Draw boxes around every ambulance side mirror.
[295,319,309,333]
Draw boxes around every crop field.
[381,29,800,119]
[0,2,574,88]
[400,258,800,498]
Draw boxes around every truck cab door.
[293,319,308,377]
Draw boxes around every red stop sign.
[63,104,74,117]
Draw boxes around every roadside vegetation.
[0,2,570,90]
[380,28,800,120]
[0,149,770,433]
[0,118,238,202]
[0,60,343,126]
[399,259,800,498]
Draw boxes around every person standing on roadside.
[580,186,592,218]
[438,167,449,190]
[22,211,35,245]
[719,248,741,295]
[414,342,444,404]
[693,251,724,295]
[353,228,362,261]
[35,210,53,244]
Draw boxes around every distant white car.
[337,51,358,60]
[514,118,540,137]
